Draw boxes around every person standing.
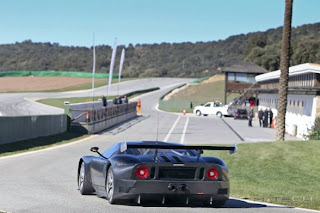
[263,109,268,128]
[101,95,107,107]
[117,96,122,104]
[258,108,264,127]
[248,107,254,127]
[136,99,142,115]
[269,109,274,128]
[123,96,129,104]
[113,96,122,105]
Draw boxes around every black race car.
[77,141,237,207]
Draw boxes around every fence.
[69,102,137,134]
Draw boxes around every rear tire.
[78,162,93,195]
[216,112,222,118]
[196,110,202,116]
[106,168,116,204]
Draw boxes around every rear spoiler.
[120,142,237,155]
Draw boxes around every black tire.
[203,114,208,116]
[78,162,93,195]
[106,168,116,204]
[196,110,202,116]
[216,112,222,118]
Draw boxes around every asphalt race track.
[0,78,192,116]
[0,78,316,213]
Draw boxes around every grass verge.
[205,140,320,210]
[159,78,238,113]
[0,132,89,157]
[37,96,116,109]
[37,89,150,109]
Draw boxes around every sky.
[1,0,320,47]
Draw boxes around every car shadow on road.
[115,198,294,209]
[225,198,294,209]
[97,115,150,135]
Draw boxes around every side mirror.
[90,147,99,153]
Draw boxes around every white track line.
[232,197,320,213]
[180,116,190,144]
[163,116,181,142]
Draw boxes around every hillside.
[0,23,319,78]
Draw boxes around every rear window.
[122,148,197,156]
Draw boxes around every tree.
[276,0,293,141]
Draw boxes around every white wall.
[258,94,316,139]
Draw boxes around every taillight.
[206,168,219,180]
[136,166,149,179]
[236,113,239,116]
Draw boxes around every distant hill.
[0,22,319,78]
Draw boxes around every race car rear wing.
[120,142,237,155]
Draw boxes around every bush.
[307,116,320,140]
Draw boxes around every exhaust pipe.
[180,184,188,191]
[168,183,176,191]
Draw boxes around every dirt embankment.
[163,74,225,101]
[0,76,103,92]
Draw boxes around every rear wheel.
[106,168,116,204]
[216,112,222,118]
[196,110,202,116]
[78,162,92,195]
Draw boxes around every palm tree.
[276,0,293,141]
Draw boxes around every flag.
[118,48,125,84]
[117,48,125,95]
[107,38,117,96]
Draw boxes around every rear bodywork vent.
[158,167,196,179]
[172,156,182,162]
[160,156,171,162]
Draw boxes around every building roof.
[247,87,320,95]
[255,63,320,82]
[221,61,268,74]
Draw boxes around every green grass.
[204,140,320,210]
[159,78,239,113]
[37,93,142,109]
[169,79,238,104]
[0,132,89,157]
[37,96,117,109]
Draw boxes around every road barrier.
[69,102,137,134]
[0,114,67,145]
